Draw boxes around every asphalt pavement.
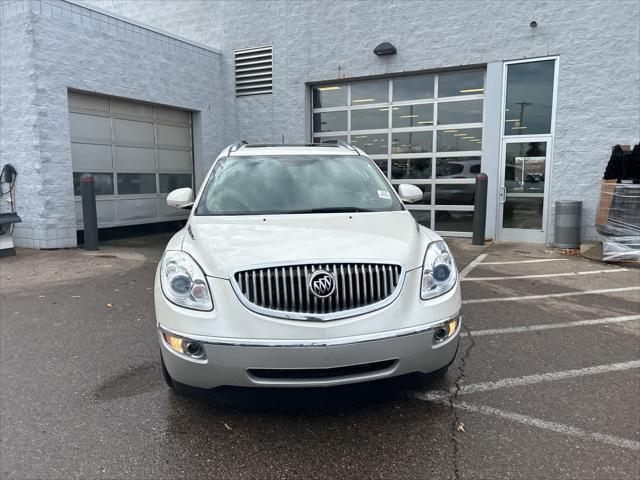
[0,234,638,479]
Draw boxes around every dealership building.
[1,0,638,249]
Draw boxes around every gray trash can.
[553,201,582,248]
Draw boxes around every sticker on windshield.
[377,190,391,200]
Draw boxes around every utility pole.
[515,101,531,129]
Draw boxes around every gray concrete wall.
[0,0,223,248]
[87,0,640,243]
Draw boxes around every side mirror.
[167,188,194,209]
[397,184,423,204]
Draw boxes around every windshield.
[196,155,403,215]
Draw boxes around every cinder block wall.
[0,0,224,248]
[91,0,640,243]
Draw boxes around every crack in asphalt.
[449,324,475,480]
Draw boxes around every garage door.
[311,69,485,237]
[68,91,193,229]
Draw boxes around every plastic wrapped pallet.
[595,181,640,262]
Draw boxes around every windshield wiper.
[287,207,375,214]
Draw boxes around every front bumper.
[159,314,460,388]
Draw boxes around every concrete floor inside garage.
[0,236,638,479]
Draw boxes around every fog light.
[433,317,459,344]
[163,332,205,358]
[433,327,448,342]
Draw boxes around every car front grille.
[232,262,403,320]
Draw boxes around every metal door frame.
[496,56,559,243]
[498,136,553,243]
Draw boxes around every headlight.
[160,251,213,311]
[421,240,457,300]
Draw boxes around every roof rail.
[227,140,248,155]
[320,139,361,155]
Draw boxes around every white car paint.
[155,143,462,391]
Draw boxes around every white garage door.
[68,91,193,229]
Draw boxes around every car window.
[196,155,403,215]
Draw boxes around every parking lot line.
[415,392,640,451]
[480,258,569,265]
[461,268,630,282]
[462,286,640,304]
[456,360,640,395]
[461,314,640,337]
[459,253,488,280]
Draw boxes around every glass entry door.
[499,138,551,242]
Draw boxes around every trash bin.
[553,201,582,248]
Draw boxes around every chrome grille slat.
[296,266,302,312]
[234,262,402,319]
[381,265,388,298]
[274,268,281,310]
[281,267,288,310]
[339,265,346,311]
[288,266,295,311]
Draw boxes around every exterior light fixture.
[530,20,538,28]
[373,42,397,56]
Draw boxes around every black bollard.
[80,173,99,251]
[472,173,488,246]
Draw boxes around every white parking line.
[462,286,640,304]
[480,258,569,265]
[456,360,640,395]
[459,253,488,280]
[415,392,640,451]
[460,314,640,337]
[461,268,630,282]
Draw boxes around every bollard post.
[80,173,99,251]
[472,173,488,246]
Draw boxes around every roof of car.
[227,142,362,157]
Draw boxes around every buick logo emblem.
[309,269,336,298]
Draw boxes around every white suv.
[155,141,461,393]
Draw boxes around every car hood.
[181,211,435,278]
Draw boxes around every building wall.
[89,0,640,243]
[0,0,224,248]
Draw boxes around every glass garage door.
[68,91,193,229]
[311,70,485,236]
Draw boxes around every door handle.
[499,186,507,204]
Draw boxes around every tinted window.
[197,155,402,215]
[117,173,156,194]
[504,60,555,135]
[351,80,388,105]
[392,104,434,128]
[391,158,432,179]
[391,131,432,154]
[438,100,483,125]
[439,70,484,97]
[437,128,482,152]
[312,85,347,108]
[73,173,114,196]
[351,108,388,130]
[159,174,191,193]
[313,111,347,132]
[393,74,434,101]
[350,133,388,155]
